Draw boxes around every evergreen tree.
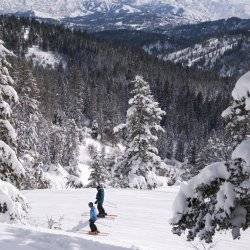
[174,139,185,163]
[0,40,25,188]
[68,66,86,125]
[196,132,233,171]
[114,75,166,189]
[63,119,84,188]
[171,71,250,243]
[91,120,99,139]
[13,60,50,189]
[0,40,28,222]
[88,146,109,187]
[14,61,40,154]
[49,124,66,165]
[23,160,51,189]
[36,116,51,165]
[179,141,200,181]
[222,85,250,146]
[102,119,117,145]
[62,119,80,169]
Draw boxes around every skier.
[88,202,99,235]
[95,185,107,218]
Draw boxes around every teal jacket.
[90,207,97,221]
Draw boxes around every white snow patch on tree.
[26,46,66,69]
[232,137,250,166]
[232,71,250,107]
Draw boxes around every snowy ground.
[0,187,250,250]
[0,223,130,250]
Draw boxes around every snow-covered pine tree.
[0,40,25,188]
[63,119,84,188]
[88,146,109,187]
[174,139,185,163]
[62,119,80,168]
[114,75,166,189]
[36,116,51,165]
[13,60,50,189]
[68,66,86,125]
[102,119,117,145]
[223,73,250,146]
[171,71,250,243]
[14,61,40,157]
[179,142,198,181]
[0,40,28,222]
[49,123,66,165]
[91,120,99,139]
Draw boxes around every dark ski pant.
[97,203,106,217]
[89,219,98,232]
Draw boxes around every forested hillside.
[0,15,234,188]
[94,18,250,78]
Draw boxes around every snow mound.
[26,46,66,69]
[0,180,28,223]
[0,223,131,250]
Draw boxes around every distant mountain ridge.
[94,18,250,78]
[1,0,250,30]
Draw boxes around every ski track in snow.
[0,187,250,249]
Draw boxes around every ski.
[81,213,117,219]
[81,230,109,236]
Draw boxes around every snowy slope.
[163,37,239,66]
[1,0,250,30]
[157,36,250,77]
[1,188,246,250]
[0,223,130,250]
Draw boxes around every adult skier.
[88,202,99,235]
[95,185,107,218]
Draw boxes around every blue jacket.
[90,207,97,221]
[96,188,104,205]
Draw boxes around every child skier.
[88,202,99,235]
[95,185,107,218]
